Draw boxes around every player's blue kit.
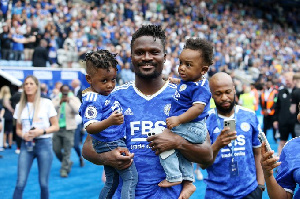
[205,105,262,199]
[276,137,300,198]
[112,81,182,199]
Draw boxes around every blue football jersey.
[170,79,211,122]
[111,81,182,199]
[276,137,300,197]
[205,105,262,199]
[79,89,125,142]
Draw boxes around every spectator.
[10,86,22,154]
[40,83,50,99]
[11,27,25,61]
[119,62,134,85]
[12,75,59,199]
[0,86,14,149]
[32,39,50,67]
[273,72,297,156]
[52,84,81,177]
[260,79,278,142]
[70,78,84,167]
[202,72,265,198]
[0,23,12,60]
[238,85,256,111]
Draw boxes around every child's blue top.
[79,89,125,142]
[169,79,211,122]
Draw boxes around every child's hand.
[168,77,180,84]
[108,111,124,125]
[166,116,181,129]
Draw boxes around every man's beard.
[215,96,236,114]
[135,70,162,79]
[135,62,162,79]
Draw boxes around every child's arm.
[166,103,205,129]
[86,111,124,134]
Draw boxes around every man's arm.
[82,134,134,170]
[199,127,237,169]
[261,142,293,199]
[253,147,265,189]
[147,129,213,165]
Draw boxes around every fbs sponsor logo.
[124,108,134,115]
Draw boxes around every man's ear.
[201,66,209,75]
[85,74,92,84]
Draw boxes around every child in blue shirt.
[79,50,137,199]
[158,38,213,188]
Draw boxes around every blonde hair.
[17,76,41,123]
[0,86,11,100]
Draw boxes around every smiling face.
[86,67,117,96]
[178,49,208,82]
[131,36,166,80]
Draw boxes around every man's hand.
[147,128,181,155]
[166,116,181,129]
[107,111,124,126]
[82,135,133,170]
[60,95,69,104]
[214,127,237,150]
[104,147,134,170]
[260,142,281,178]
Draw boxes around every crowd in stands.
[0,0,299,87]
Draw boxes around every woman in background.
[0,86,14,148]
[13,75,59,199]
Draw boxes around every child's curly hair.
[85,49,119,75]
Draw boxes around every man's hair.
[293,73,300,80]
[85,50,119,75]
[131,25,166,51]
[184,38,214,66]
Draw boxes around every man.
[273,72,297,156]
[71,79,82,102]
[52,85,81,177]
[40,83,51,99]
[290,73,300,137]
[202,72,264,198]
[82,25,213,199]
[0,23,12,60]
[32,39,50,67]
[70,79,84,167]
[260,78,278,141]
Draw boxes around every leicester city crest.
[85,106,97,119]
[164,104,171,116]
[240,122,250,132]
[179,84,187,92]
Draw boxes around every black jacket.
[32,46,50,67]
[274,87,297,125]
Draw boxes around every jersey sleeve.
[276,148,297,194]
[79,94,103,130]
[192,80,211,105]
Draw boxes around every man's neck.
[217,106,235,117]
[135,76,166,96]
